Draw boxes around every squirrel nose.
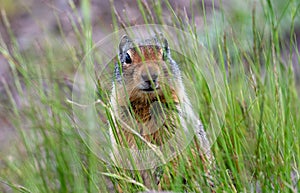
[141,73,158,84]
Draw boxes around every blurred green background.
[0,0,299,192]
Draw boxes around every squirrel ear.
[156,33,170,60]
[155,33,169,50]
[161,34,169,51]
[119,35,132,53]
[163,37,169,53]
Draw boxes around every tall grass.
[0,0,299,192]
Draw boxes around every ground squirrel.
[108,34,213,190]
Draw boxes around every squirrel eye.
[125,53,132,64]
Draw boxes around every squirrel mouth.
[140,86,160,93]
[141,88,156,92]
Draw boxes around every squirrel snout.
[141,73,158,83]
[139,67,160,91]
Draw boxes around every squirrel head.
[118,34,170,62]
[114,34,178,104]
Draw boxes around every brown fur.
[112,45,179,145]
[110,44,214,191]
[116,46,179,147]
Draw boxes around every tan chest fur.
[114,88,180,148]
